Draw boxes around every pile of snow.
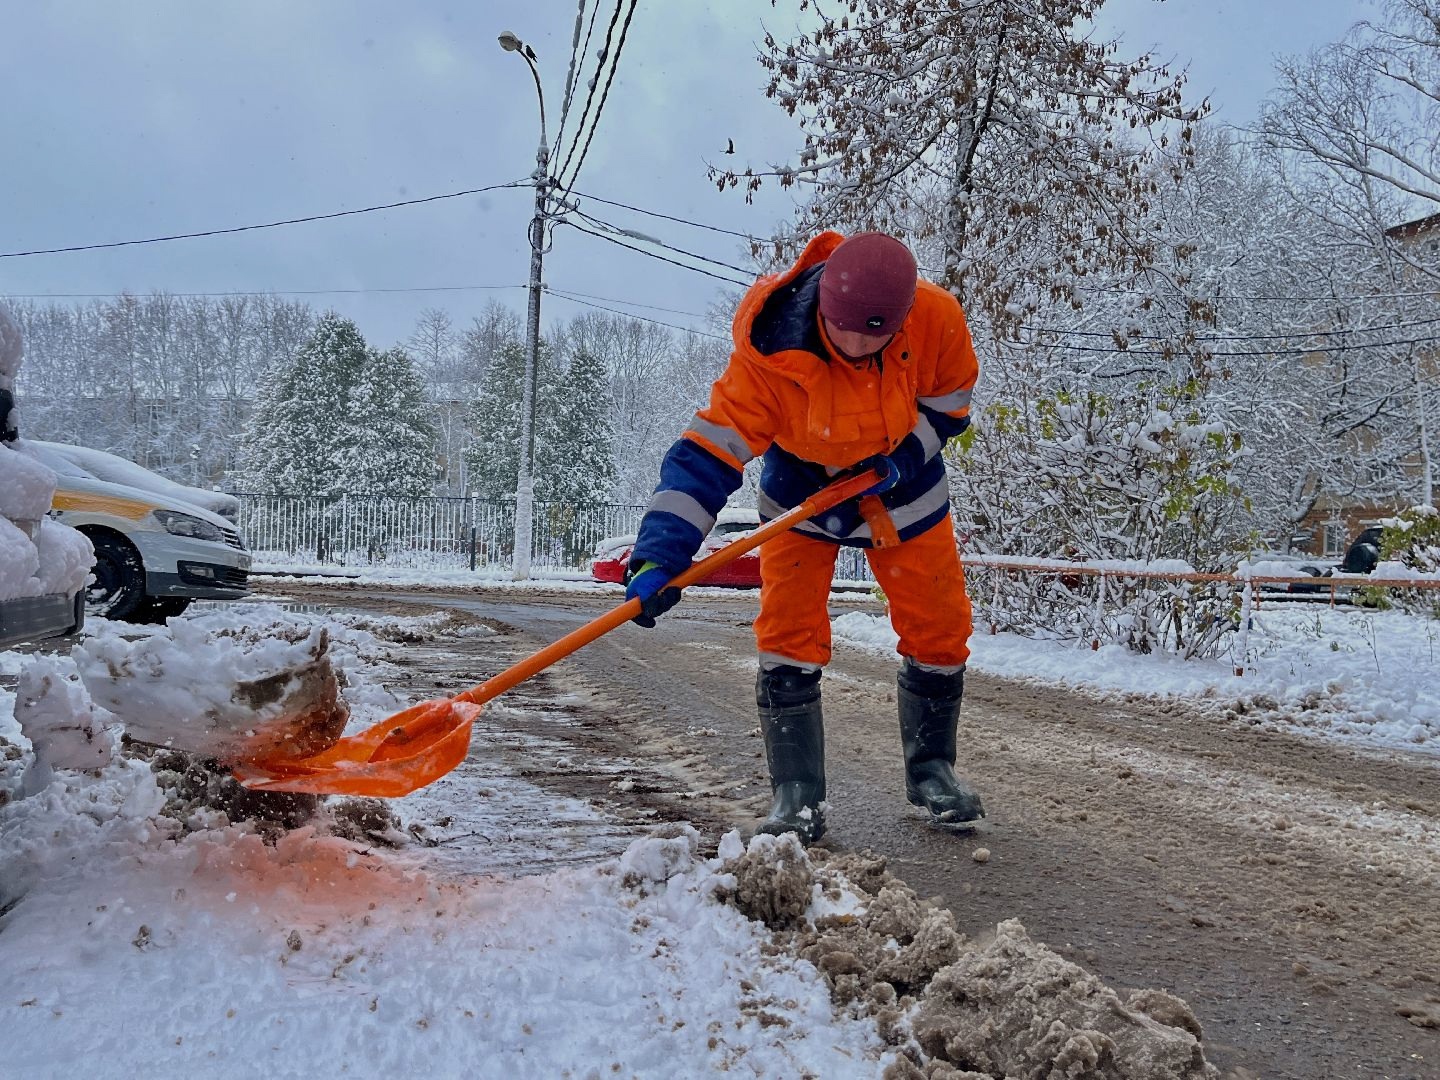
[0,302,92,604]
[0,448,92,601]
[11,654,119,796]
[0,299,21,391]
[72,615,352,763]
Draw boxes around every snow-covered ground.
[3,584,1434,1077]
[254,564,1440,750]
[1,608,907,1077]
[836,602,1440,751]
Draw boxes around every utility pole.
[500,30,547,580]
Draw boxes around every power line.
[564,221,751,286]
[556,0,639,195]
[573,209,755,275]
[544,286,713,319]
[569,188,764,241]
[0,180,529,259]
[0,284,526,300]
[545,287,727,340]
[553,0,627,190]
[553,0,599,164]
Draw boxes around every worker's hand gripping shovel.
[232,468,886,798]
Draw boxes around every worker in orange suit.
[625,231,981,843]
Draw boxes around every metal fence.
[230,491,877,581]
[230,493,651,572]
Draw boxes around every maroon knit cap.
[818,232,918,335]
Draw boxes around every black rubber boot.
[897,660,985,824]
[755,665,826,844]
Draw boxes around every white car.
[27,443,251,622]
[28,440,240,522]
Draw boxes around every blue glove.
[852,454,900,496]
[624,560,683,628]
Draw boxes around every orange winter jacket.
[631,231,979,571]
[691,232,977,470]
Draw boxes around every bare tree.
[1259,0,1440,506]
[6,292,314,487]
[718,0,1205,338]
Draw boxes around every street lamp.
[499,29,548,580]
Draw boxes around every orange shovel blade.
[233,700,482,797]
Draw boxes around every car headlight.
[151,508,226,543]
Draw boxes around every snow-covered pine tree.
[237,313,371,495]
[555,311,730,504]
[464,339,558,501]
[538,347,615,507]
[537,347,618,563]
[339,346,436,497]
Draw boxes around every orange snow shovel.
[232,467,885,798]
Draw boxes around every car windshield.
[711,521,755,536]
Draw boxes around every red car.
[591,508,763,588]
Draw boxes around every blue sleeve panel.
[891,405,970,481]
[630,437,745,576]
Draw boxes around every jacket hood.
[731,231,845,381]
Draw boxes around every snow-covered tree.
[464,340,559,501]
[407,308,458,384]
[406,308,471,495]
[238,313,370,495]
[533,346,617,563]
[457,302,524,388]
[722,0,1205,337]
[339,346,436,496]
[555,311,729,504]
[538,347,615,508]
[1259,0,1440,509]
[9,292,312,486]
[237,313,434,497]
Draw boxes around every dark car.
[1338,526,1384,575]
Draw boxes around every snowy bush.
[1380,505,1440,574]
[1377,505,1440,615]
[952,382,1247,657]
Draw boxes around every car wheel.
[132,597,191,624]
[85,532,147,621]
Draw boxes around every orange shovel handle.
[233,467,883,795]
[453,467,883,709]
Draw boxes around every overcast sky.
[0,1,1369,351]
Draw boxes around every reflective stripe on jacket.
[631,231,979,572]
